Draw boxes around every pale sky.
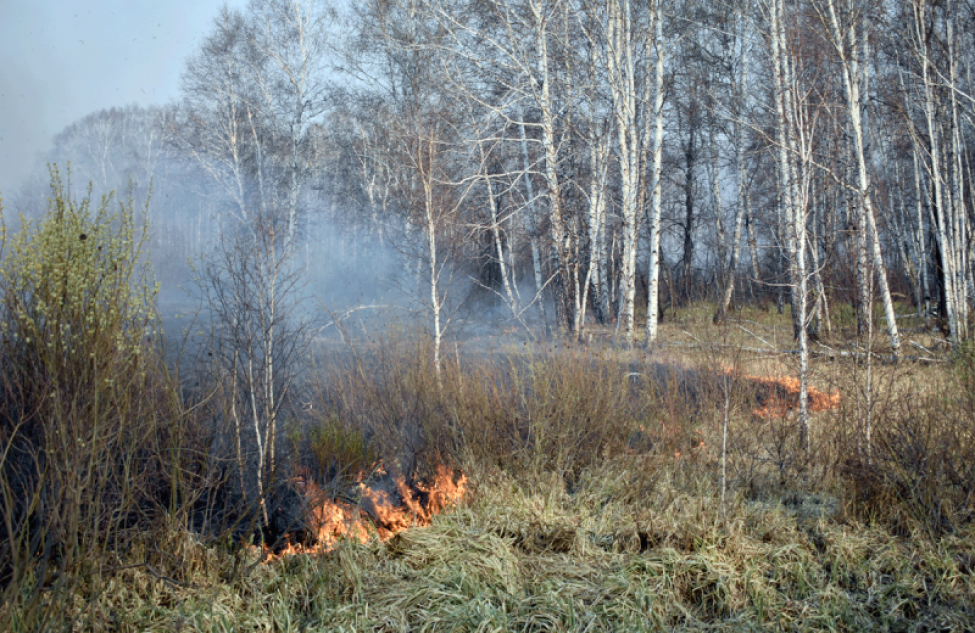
[0,0,247,195]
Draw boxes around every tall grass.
[841,345,975,539]
[313,332,704,486]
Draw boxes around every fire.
[736,371,841,419]
[360,464,468,534]
[260,464,468,560]
[305,494,373,549]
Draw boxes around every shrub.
[304,414,376,482]
[952,340,975,409]
[0,168,207,630]
[842,363,975,539]
[316,333,694,486]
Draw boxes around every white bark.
[480,141,519,316]
[601,0,645,343]
[515,100,548,321]
[645,2,665,345]
[250,0,332,249]
[946,0,970,336]
[717,8,750,323]
[580,107,611,333]
[530,0,572,330]
[767,0,810,446]
[913,0,959,345]
[425,176,443,383]
[824,0,901,356]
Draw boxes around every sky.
[0,0,247,195]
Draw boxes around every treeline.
[16,0,975,350]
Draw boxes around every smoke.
[0,1,248,195]
[6,102,543,362]
[0,59,53,194]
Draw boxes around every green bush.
[1,168,156,389]
[0,167,203,630]
[306,414,375,480]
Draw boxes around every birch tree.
[352,0,464,379]
[202,213,310,526]
[819,0,902,356]
[899,0,973,345]
[248,0,335,249]
[579,0,656,343]
[761,0,816,448]
[170,6,263,222]
[425,0,579,331]
[715,1,753,325]
[645,0,667,345]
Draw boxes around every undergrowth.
[2,172,975,630]
[25,468,975,632]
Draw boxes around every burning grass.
[34,466,975,632]
[263,464,469,558]
[6,316,975,631]
[738,372,841,419]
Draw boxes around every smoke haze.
[0,0,246,194]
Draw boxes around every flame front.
[262,465,468,560]
[738,372,841,419]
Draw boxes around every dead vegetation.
[2,216,975,632]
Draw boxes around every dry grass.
[4,271,975,630]
[23,465,975,632]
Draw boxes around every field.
[4,291,975,632]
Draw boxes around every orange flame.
[260,465,468,560]
[735,371,841,419]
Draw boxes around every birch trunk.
[531,0,572,331]
[914,0,959,345]
[423,164,442,383]
[515,100,548,322]
[912,142,930,315]
[581,112,611,333]
[480,142,519,317]
[605,0,643,343]
[716,14,750,324]
[768,0,810,446]
[947,0,969,336]
[768,0,797,337]
[645,1,666,345]
[825,0,901,355]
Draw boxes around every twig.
[316,304,394,333]
[145,564,197,589]
[670,339,791,355]
[730,317,791,332]
[321,303,367,384]
[812,341,946,363]
[664,339,947,364]
[681,330,705,344]
[736,324,776,350]
[909,340,936,355]
[895,310,936,320]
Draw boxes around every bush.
[304,413,376,482]
[0,168,208,630]
[315,333,701,486]
[952,340,975,409]
[842,363,975,539]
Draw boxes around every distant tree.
[200,211,311,524]
[168,6,266,222]
[248,0,336,249]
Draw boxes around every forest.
[2,0,975,629]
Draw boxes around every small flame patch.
[737,372,840,419]
[260,465,468,560]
